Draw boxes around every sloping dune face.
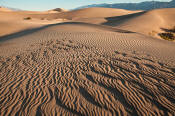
[0,7,141,37]
[0,11,43,37]
[0,23,175,116]
[0,10,64,37]
[55,7,140,20]
[104,8,175,37]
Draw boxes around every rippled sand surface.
[0,23,175,116]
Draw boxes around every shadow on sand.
[102,11,146,27]
[0,22,136,43]
[0,22,66,42]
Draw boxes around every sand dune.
[0,10,65,37]
[0,7,141,37]
[102,8,175,38]
[0,7,12,12]
[54,7,141,20]
[47,8,68,13]
[1,7,175,39]
[0,22,175,115]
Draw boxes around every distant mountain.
[75,0,175,10]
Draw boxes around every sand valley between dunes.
[0,7,175,116]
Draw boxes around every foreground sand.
[0,22,175,116]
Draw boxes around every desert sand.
[0,7,175,116]
[0,7,68,37]
[88,8,175,39]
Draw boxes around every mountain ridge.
[75,0,175,10]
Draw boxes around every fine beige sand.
[0,7,12,12]
[101,8,175,38]
[0,7,67,37]
[0,7,141,37]
[0,7,175,116]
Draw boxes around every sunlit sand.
[0,7,175,116]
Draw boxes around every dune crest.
[47,8,68,13]
[102,8,175,39]
[56,7,141,20]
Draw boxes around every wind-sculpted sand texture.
[0,23,175,116]
[1,23,175,65]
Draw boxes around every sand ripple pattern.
[0,39,175,116]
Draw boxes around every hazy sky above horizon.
[0,0,171,11]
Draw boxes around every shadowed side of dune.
[0,23,60,42]
[101,8,175,38]
[0,22,135,42]
[102,11,146,26]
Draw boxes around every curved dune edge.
[0,7,141,37]
[102,8,175,39]
[0,22,175,115]
[1,7,175,40]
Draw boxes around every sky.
[0,0,171,11]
